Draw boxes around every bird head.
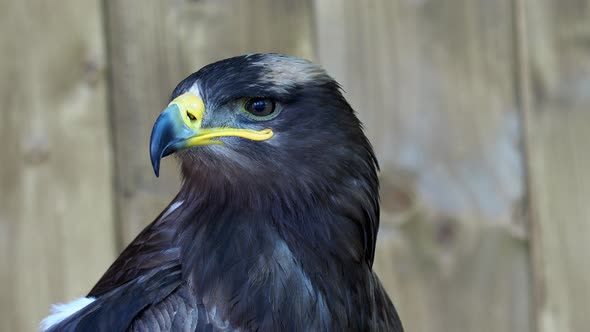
[150,54,378,210]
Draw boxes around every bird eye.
[187,112,196,121]
[244,98,276,118]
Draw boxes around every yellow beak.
[149,93,273,176]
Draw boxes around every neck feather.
[174,177,376,330]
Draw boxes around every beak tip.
[150,154,161,178]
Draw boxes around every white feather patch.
[161,200,183,219]
[187,85,202,99]
[39,297,95,331]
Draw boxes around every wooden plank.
[314,1,532,331]
[104,0,315,245]
[0,1,115,331]
[521,0,590,331]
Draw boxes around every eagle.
[41,54,404,332]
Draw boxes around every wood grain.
[313,1,531,331]
[104,0,315,246]
[0,1,115,331]
[522,0,590,331]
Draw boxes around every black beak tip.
[150,137,176,178]
[151,158,161,177]
[150,131,162,178]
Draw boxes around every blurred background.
[1,0,589,331]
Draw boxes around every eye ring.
[243,98,277,118]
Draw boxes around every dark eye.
[244,98,276,117]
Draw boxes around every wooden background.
[1,0,589,331]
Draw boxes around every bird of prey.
[41,54,404,332]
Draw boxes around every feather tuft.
[39,297,95,332]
